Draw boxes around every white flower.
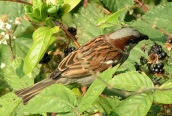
[6,23,11,29]
[0,19,5,30]
[0,62,6,69]
[4,34,9,39]
[0,39,7,45]
[0,32,5,35]
[15,17,22,25]
[13,36,16,39]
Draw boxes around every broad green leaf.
[154,81,172,104]
[0,1,25,19]
[32,26,49,42]
[14,37,33,59]
[100,0,134,12]
[58,112,77,116]
[98,8,127,28]
[78,65,119,113]
[23,26,59,74]
[22,84,77,114]
[73,3,107,45]
[167,53,172,77]
[63,0,81,13]
[0,45,11,64]
[131,2,172,41]
[3,57,34,90]
[14,19,34,38]
[86,96,120,114]
[0,92,22,116]
[100,0,117,12]
[25,0,47,22]
[110,93,153,116]
[109,71,154,91]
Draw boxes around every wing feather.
[53,35,123,79]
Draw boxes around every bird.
[15,27,149,104]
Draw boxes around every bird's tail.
[15,78,55,104]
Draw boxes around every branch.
[54,20,80,48]
[134,0,149,12]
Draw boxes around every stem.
[134,0,149,12]
[83,0,88,7]
[3,0,32,6]
[9,35,15,60]
[54,20,80,48]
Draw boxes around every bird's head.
[107,27,149,52]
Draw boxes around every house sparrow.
[15,27,149,104]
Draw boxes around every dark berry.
[159,68,164,73]
[64,47,76,56]
[134,62,141,71]
[148,64,154,73]
[68,27,77,36]
[157,62,164,69]
[161,52,167,58]
[140,57,147,65]
[154,68,159,73]
[40,52,51,63]
[68,47,76,53]
[153,64,158,68]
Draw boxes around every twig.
[8,35,15,60]
[54,20,80,48]
[124,85,172,97]
[83,0,88,7]
[2,0,32,6]
[134,0,149,12]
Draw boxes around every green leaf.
[0,45,12,64]
[73,3,107,45]
[14,19,34,38]
[3,57,34,90]
[78,65,119,113]
[0,1,25,19]
[100,0,134,12]
[25,0,47,22]
[109,71,154,91]
[167,53,172,77]
[98,8,127,28]
[23,26,60,74]
[0,92,22,116]
[110,93,153,116]
[22,84,77,114]
[14,37,33,59]
[86,96,121,114]
[154,81,172,104]
[63,0,81,13]
[3,58,35,89]
[131,2,172,41]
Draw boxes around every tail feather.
[15,78,56,104]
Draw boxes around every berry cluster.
[64,47,76,56]
[148,62,164,74]
[68,27,77,36]
[148,43,167,59]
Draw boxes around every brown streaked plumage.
[15,27,149,104]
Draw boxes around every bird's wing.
[51,36,122,79]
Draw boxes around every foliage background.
[0,0,172,116]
